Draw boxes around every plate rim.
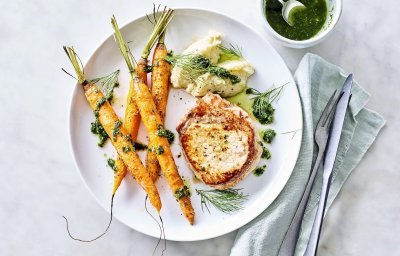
[68,7,303,241]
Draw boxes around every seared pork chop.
[177,93,262,189]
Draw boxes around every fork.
[277,90,340,256]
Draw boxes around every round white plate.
[69,8,302,241]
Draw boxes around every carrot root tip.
[62,195,114,242]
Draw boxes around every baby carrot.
[62,46,162,242]
[112,11,195,224]
[146,32,171,182]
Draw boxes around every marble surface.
[0,0,399,255]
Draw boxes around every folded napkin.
[230,53,385,256]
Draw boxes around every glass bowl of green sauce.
[260,0,342,48]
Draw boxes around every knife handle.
[277,150,325,256]
[303,172,333,256]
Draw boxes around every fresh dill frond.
[282,128,302,140]
[281,128,302,135]
[89,69,120,98]
[195,188,248,214]
[246,83,288,124]
[219,44,243,59]
[165,54,209,79]
[165,54,241,84]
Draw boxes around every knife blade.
[303,74,353,256]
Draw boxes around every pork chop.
[177,93,262,189]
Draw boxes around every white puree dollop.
[171,31,255,97]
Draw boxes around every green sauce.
[90,96,112,147]
[133,141,147,151]
[261,145,272,159]
[149,145,165,155]
[218,50,241,63]
[175,185,191,200]
[91,119,108,147]
[122,146,132,153]
[262,129,276,144]
[182,178,193,196]
[227,88,254,117]
[264,0,328,40]
[253,165,267,176]
[107,158,118,173]
[156,124,175,144]
[112,120,122,141]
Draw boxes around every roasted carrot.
[112,11,195,224]
[146,32,171,182]
[111,51,149,196]
[111,11,172,193]
[62,46,162,242]
[121,57,148,139]
[64,46,162,212]
[133,77,195,224]
[111,5,167,195]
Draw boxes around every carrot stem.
[63,46,85,84]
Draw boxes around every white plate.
[69,8,302,241]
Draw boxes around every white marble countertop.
[1,0,399,255]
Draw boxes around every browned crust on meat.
[177,93,262,189]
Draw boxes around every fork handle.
[303,172,333,256]
[277,150,324,256]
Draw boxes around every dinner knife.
[303,74,353,256]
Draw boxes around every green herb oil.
[227,88,254,116]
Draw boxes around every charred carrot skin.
[146,42,171,182]
[133,77,194,224]
[84,82,161,212]
[112,57,148,195]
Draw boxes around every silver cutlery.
[277,89,340,256]
[304,74,353,256]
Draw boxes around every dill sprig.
[89,70,120,98]
[219,44,243,59]
[195,188,248,214]
[282,128,302,140]
[165,54,241,84]
[166,54,208,78]
[246,83,287,124]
